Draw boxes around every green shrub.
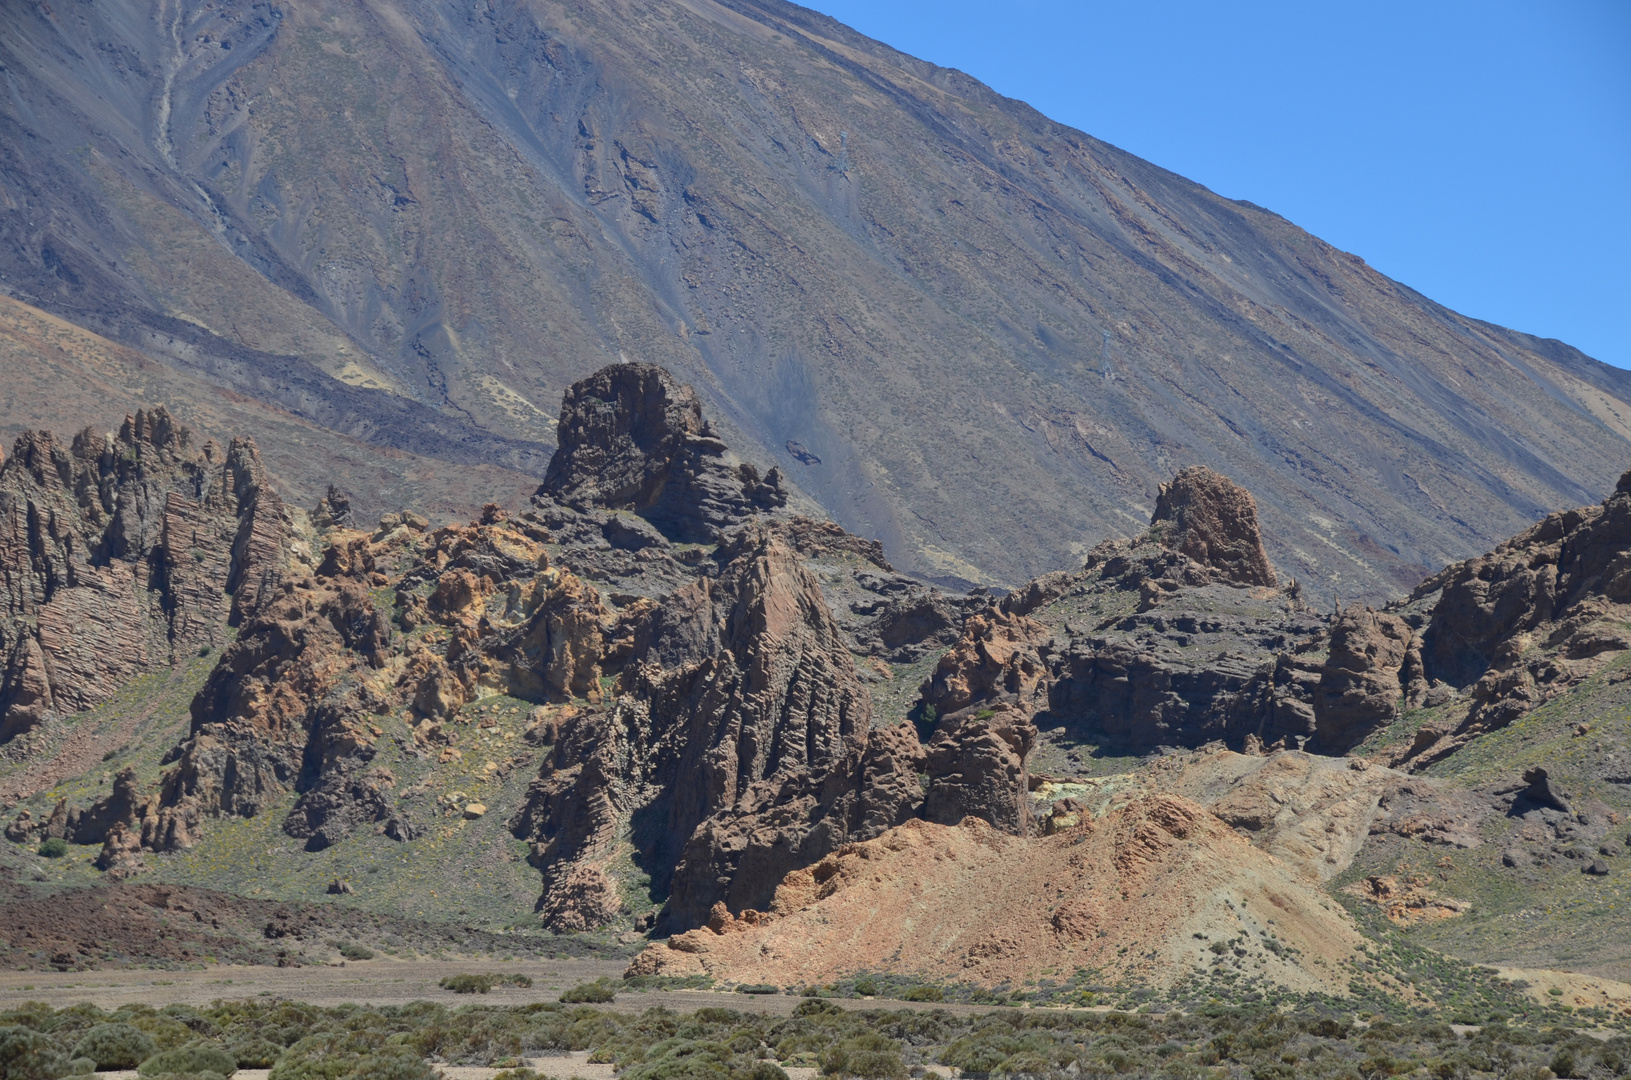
[37,838,67,859]
[72,1024,157,1070]
[1,1024,73,1080]
[901,987,942,1003]
[734,986,778,996]
[439,974,531,995]
[559,982,615,1004]
[490,1071,540,1080]
[821,1035,904,1080]
[138,1043,236,1077]
[337,944,375,962]
[228,1039,284,1069]
[269,1030,436,1080]
[67,1059,96,1077]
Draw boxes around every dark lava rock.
[1518,767,1573,814]
[537,363,787,542]
[1586,859,1611,876]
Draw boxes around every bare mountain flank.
[5,0,1631,599]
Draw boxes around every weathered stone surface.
[921,704,1036,835]
[1313,608,1417,752]
[1392,468,1631,765]
[919,610,1050,719]
[152,574,392,849]
[0,408,295,740]
[537,363,787,542]
[1149,466,1277,588]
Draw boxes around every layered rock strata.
[0,408,297,741]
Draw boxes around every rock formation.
[1149,466,1277,588]
[538,363,787,542]
[1312,607,1426,752]
[913,469,1328,757]
[1385,468,1631,765]
[0,408,296,741]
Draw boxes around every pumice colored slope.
[627,798,1367,994]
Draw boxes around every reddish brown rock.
[921,704,1036,836]
[538,363,786,542]
[1397,467,1631,764]
[0,409,293,740]
[919,609,1050,719]
[1149,466,1277,588]
[1314,607,1421,752]
[153,572,392,848]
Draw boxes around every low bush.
[37,838,68,859]
[269,1029,436,1080]
[439,973,532,995]
[138,1042,237,1077]
[2,1024,73,1080]
[228,1038,285,1069]
[337,944,375,962]
[559,981,615,1004]
[734,986,778,996]
[72,1023,157,1070]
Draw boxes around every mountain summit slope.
[3,0,1630,596]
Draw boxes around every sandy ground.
[1498,967,1631,1020]
[86,1059,820,1080]
[0,958,1014,1018]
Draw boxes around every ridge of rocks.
[0,407,300,742]
[15,368,1631,964]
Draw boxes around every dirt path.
[0,959,1018,1017]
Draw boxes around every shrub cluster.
[439,974,534,994]
[559,981,616,1004]
[2,995,1629,1080]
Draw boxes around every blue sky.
[806,0,1631,369]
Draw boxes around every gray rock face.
[1312,607,1426,753]
[921,705,1036,835]
[538,364,787,542]
[0,408,292,741]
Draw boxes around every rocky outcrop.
[921,704,1035,835]
[0,408,296,741]
[537,363,787,542]
[1312,607,1425,752]
[152,574,393,849]
[1391,468,1631,765]
[919,610,1050,718]
[1149,466,1277,588]
[907,469,1325,760]
[509,524,897,930]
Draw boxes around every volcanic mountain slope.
[0,293,547,523]
[6,0,1631,598]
